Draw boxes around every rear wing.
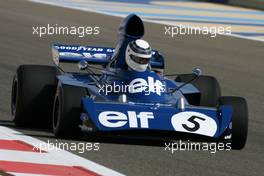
[52,44,164,70]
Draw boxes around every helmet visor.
[130,55,151,65]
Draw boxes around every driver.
[125,39,152,72]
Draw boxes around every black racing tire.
[53,83,86,139]
[218,96,248,150]
[11,65,58,128]
[175,74,221,107]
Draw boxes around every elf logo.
[128,76,165,96]
[98,111,154,128]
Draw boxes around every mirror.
[192,68,202,76]
[78,60,88,70]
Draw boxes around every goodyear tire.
[175,74,221,107]
[53,83,86,139]
[11,65,58,127]
[218,96,248,149]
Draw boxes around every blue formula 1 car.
[11,14,248,149]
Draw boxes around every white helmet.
[125,39,152,72]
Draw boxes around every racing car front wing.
[82,98,232,138]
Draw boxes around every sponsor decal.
[54,45,115,53]
[98,111,154,128]
[59,52,83,58]
[82,53,107,59]
[128,76,165,96]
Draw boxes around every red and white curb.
[0,126,124,176]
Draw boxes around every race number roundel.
[171,111,217,137]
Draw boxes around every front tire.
[53,83,86,139]
[175,74,221,107]
[11,65,58,127]
[219,96,248,149]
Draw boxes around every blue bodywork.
[52,14,232,139]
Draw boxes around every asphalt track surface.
[0,0,264,176]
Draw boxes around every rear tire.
[11,65,58,128]
[175,74,221,107]
[218,96,248,149]
[53,83,86,139]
